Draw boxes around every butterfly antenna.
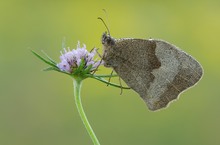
[102,9,111,33]
[98,17,111,36]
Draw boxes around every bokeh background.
[1,0,219,145]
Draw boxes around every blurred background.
[0,0,219,145]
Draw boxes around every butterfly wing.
[112,38,203,111]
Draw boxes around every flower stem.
[73,78,100,145]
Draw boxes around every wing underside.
[113,39,203,111]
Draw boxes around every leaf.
[43,67,70,76]
[43,67,60,72]
[41,50,57,65]
[73,59,85,75]
[78,59,86,70]
[83,64,93,74]
[31,50,58,68]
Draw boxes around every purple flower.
[57,42,102,74]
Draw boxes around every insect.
[100,19,203,111]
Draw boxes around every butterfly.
[101,32,203,111]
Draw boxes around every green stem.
[73,78,100,145]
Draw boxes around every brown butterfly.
[101,31,203,111]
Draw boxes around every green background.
[1,0,219,145]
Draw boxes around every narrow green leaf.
[73,67,80,75]
[41,50,57,65]
[43,67,60,72]
[73,59,85,75]
[78,59,86,70]
[83,65,93,74]
[31,50,58,68]
[43,67,70,76]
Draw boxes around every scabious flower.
[32,40,129,145]
[57,41,102,74]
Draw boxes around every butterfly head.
[101,32,118,68]
[102,32,115,46]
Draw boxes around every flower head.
[57,41,102,74]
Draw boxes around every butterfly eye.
[102,34,107,44]
[102,33,115,45]
[106,37,114,45]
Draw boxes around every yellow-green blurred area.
[0,0,219,145]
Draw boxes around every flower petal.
[57,41,102,74]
